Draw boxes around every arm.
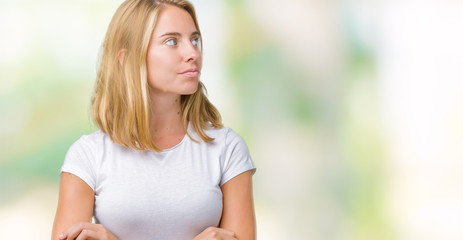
[52,172,118,239]
[220,170,256,240]
[51,172,95,239]
[193,170,255,240]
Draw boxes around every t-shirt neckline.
[155,122,191,153]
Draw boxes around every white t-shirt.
[61,124,256,240]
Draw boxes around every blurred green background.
[1,0,463,239]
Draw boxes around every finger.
[224,236,238,240]
[64,222,85,240]
[217,228,236,236]
[58,232,67,240]
[64,222,96,240]
[75,229,100,240]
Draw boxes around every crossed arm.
[51,171,256,240]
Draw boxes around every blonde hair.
[92,0,222,152]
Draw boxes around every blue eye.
[166,39,177,46]
[192,38,200,47]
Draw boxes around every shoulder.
[66,130,113,158]
[70,130,107,149]
[201,125,246,145]
[62,130,115,170]
[199,126,250,155]
[206,126,255,186]
[62,130,110,190]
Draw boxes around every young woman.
[51,0,256,239]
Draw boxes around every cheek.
[198,55,203,69]
[147,52,175,82]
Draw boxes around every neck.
[149,90,184,135]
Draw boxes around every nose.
[184,41,200,62]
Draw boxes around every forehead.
[153,4,197,36]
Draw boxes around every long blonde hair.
[92,0,222,152]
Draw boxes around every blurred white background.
[1,0,462,239]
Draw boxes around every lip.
[179,68,200,77]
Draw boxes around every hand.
[193,227,237,240]
[58,222,118,240]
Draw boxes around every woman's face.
[146,4,202,96]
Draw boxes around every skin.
[51,4,255,240]
[145,3,202,149]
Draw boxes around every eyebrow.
[158,31,200,38]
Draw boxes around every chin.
[183,86,199,95]
[181,81,199,95]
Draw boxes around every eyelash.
[192,37,200,47]
[164,37,200,48]
[165,39,177,46]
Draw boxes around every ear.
[118,49,127,66]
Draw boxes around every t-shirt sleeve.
[61,135,97,191]
[219,129,256,186]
